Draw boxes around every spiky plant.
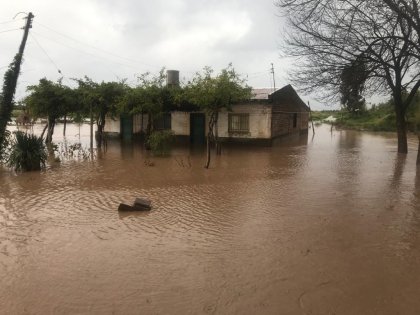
[8,131,47,171]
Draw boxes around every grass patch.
[335,110,396,131]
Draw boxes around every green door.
[120,114,133,141]
[190,113,205,145]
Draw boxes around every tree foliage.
[185,64,251,168]
[340,58,367,114]
[26,78,74,144]
[119,69,183,142]
[74,77,127,147]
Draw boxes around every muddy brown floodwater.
[1,124,420,314]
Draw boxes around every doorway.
[190,113,205,145]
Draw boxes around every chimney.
[166,70,180,88]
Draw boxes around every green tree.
[73,77,100,150]
[96,81,127,147]
[26,78,74,144]
[119,69,180,146]
[74,77,127,148]
[186,65,251,168]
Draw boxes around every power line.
[247,71,270,79]
[30,33,62,75]
[0,19,20,25]
[34,22,160,69]
[30,30,132,81]
[0,28,21,34]
[31,30,151,73]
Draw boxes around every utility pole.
[0,12,34,152]
[308,101,315,135]
[270,63,276,91]
[18,12,34,63]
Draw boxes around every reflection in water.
[1,123,420,314]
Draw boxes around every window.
[228,113,249,133]
[293,113,297,128]
[154,113,171,130]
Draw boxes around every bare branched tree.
[277,0,420,153]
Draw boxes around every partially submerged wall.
[171,112,190,136]
[217,103,272,140]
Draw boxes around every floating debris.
[118,198,152,211]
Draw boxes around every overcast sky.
[0,0,332,110]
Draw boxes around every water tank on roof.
[166,70,180,87]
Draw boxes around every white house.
[104,84,309,146]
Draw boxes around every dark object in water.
[134,198,152,209]
[118,198,152,211]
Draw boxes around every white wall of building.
[104,117,120,133]
[133,114,148,133]
[217,104,272,139]
[171,112,190,136]
[104,114,149,135]
[104,105,272,140]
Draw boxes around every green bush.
[147,130,174,156]
[7,131,47,171]
[11,109,23,118]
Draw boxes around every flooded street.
[1,124,420,314]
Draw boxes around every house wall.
[104,114,148,137]
[171,112,190,136]
[133,114,147,133]
[301,113,309,130]
[103,104,307,142]
[104,117,120,134]
[271,110,309,138]
[217,103,272,140]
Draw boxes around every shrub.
[7,131,47,171]
[147,130,174,156]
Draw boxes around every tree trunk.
[417,135,420,166]
[96,123,103,149]
[40,123,48,140]
[205,112,216,168]
[215,112,222,155]
[395,105,408,154]
[205,134,211,168]
[63,115,67,136]
[45,117,55,144]
[96,112,106,149]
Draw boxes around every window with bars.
[153,113,171,130]
[228,113,249,133]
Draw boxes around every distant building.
[104,73,309,145]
